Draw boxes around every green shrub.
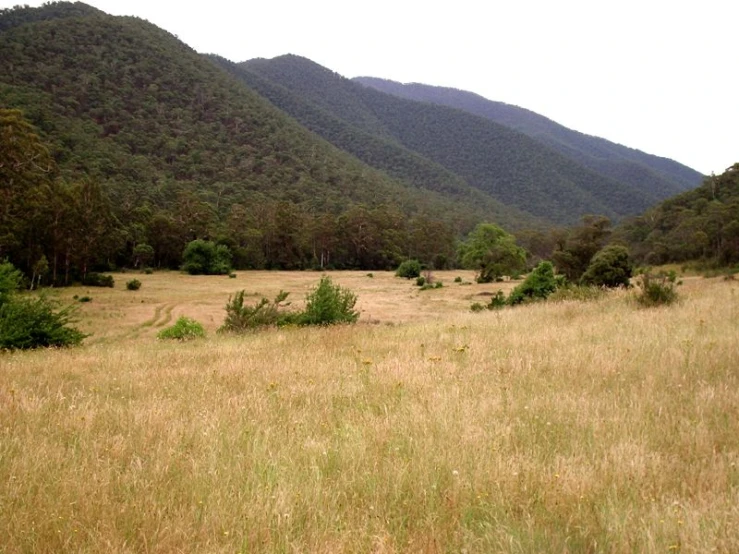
[157,316,206,340]
[126,279,142,291]
[581,245,633,288]
[298,276,359,325]
[82,272,114,287]
[469,290,507,312]
[182,239,232,275]
[636,271,680,307]
[0,260,86,350]
[396,259,422,279]
[143,267,154,275]
[366,273,374,278]
[415,276,426,287]
[219,290,293,332]
[78,296,93,303]
[454,276,462,283]
[228,272,237,279]
[0,296,86,350]
[508,261,561,305]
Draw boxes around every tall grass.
[1,274,737,552]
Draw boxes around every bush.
[82,272,114,287]
[469,290,507,312]
[508,261,561,305]
[228,272,237,279]
[182,240,232,275]
[143,267,154,275]
[454,276,462,283]
[415,276,426,287]
[157,316,206,340]
[126,279,142,291]
[0,260,86,350]
[581,245,633,288]
[78,296,93,303]
[299,276,359,325]
[219,290,293,332]
[636,271,680,307]
[396,259,422,279]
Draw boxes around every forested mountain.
[240,55,681,225]
[614,164,739,265]
[208,55,535,231]
[354,77,703,197]
[0,3,495,278]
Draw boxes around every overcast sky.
[3,0,736,175]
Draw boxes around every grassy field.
[1,271,738,553]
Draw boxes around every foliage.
[552,216,612,282]
[615,164,739,266]
[355,77,701,210]
[219,290,293,333]
[635,271,681,307]
[298,276,359,325]
[580,245,633,288]
[82,273,114,288]
[0,261,85,350]
[508,261,562,305]
[126,279,142,291]
[157,316,205,341]
[458,223,526,283]
[396,259,422,279]
[415,276,425,287]
[182,240,232,276]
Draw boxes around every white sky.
[3,0,737,175]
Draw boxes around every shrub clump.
[126,279,142,291]
[182,239,232,275]
[82,272,114,287]
[220,276,359,332]
[220,290,292,332]
[298,276,359,325]
[581,245,633,288]
[635,271,681,307]
[157,316,206,340]
[0,261,86,350]
[396,260,422,279]
[508,261,562,305]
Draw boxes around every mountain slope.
[208,55,535,230]
[0,3,506,274]
[354,77,703,195]
[241,55,672,225]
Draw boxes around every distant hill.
[614,163,739,265]
[0,3,491,275]
[354,77,703,196]
[241,55,687,225]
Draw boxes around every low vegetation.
[157,316,206,341]
[1,272,736,552]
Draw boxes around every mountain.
[353,77,703,196]
[614,164,739,265]
[239,55,685,225]
[0,3,494,275]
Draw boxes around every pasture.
[1,271,738,553]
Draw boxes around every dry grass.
[1,272,738,553]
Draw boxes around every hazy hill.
[614,163,739,265]
[208,55,535,230]
[241,55,676,225]
[354,77,703,196]
[0,3,505,274]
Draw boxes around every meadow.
[1,271,738,553]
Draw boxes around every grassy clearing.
[1,272,738,552]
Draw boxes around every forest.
[0,2,734,288]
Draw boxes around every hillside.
[614,163,739,265]
[354,77,703,196]
[241,55,675,225]
[0,3,503,276]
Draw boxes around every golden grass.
[1,272,738,553]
